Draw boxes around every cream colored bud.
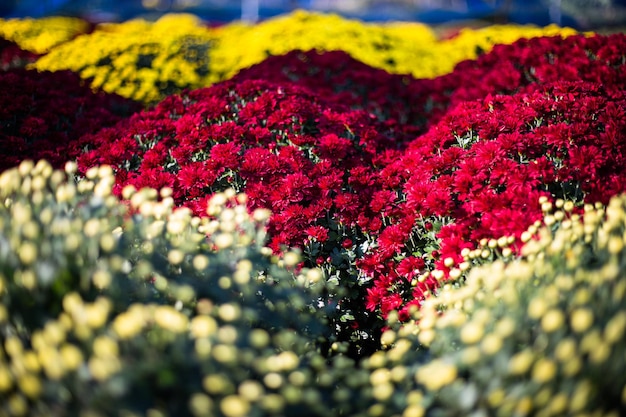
[448,268,462,280]
[92,270,112,289]
[83,219,101,237]
[571,308,594,333]
[415,360,457,391]
[283,251,300,267]
[238,380,264,402]
[93,336,119,358]
[214,233,234,249]
[481,333,503,355]
[59,344,83,371]
[154,306,188,332]
[17,373,41,399]
[532,358,556,383]
[64,161,77,174]
[252,208,271,222]
[99,234,116,253]
[18,160,34,176]
[563,201,574,212]
[541,201,553,212]
[541,309,564,333]
[190,316,217,339]
[431,269,445,280]
[263,373,283,389]
[122,185,136,200]
[167,249,185,265]
[508,350,534,375]
[18,242,37,265]
[527,297,548,319]
[192,255,209,271]
[460,321,484,345]
[218,304,240,322]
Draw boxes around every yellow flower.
[33,14,215,104]
[415,359,457,391]
[153,305,189,333]
[0,16,88,53]
[208,10,436,81]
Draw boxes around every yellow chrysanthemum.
[0,16,89,54]
[208,9,436,80]
[33,14,214,104]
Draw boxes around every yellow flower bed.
[32,14,215,104]
[0,16,89,54]
[208,9,438,80]
[20,10,585,104]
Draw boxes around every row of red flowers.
[1,32,625,355]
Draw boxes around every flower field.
[1,10,625,417]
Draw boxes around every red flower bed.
[231,49,428,144]
[231,34,626,145]
[363,80,626,320]
[76,79,407,354]
[77,79,397,249]
[16,32,624,355]
[0,69,140,172]
[418,33,626,127]
[228,34,626,323]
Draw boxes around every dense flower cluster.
[415,32,626,127]
[424,23,581,77]
[364,79,626,320]
[232,33,626,144]
[222,32,626,323]
[231,33,626,322]
[0,16,89,54]
[209,9,437,80]
[0,69,140,172]
[76,78,393,245]
[74,78,401,352]
[2,159,625,416]
[401,196,626,416]
[231,49,427,144]
[72,32,626,344]
[14,10,580,105]
[2,12,626,415]
[0,162,356,416]
[210,11,578,80]
[356,33,626,320]
[32,14,215,104]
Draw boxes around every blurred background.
[1,0,626,30]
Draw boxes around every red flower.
[210,142,242,170]
[128,168,175,192]
[396,256,425,280]
[305,226,329,243]
[377,224,408,258]
[316,133,353,161]
[176,161,218,200]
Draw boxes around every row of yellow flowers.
[1,10,580,104]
